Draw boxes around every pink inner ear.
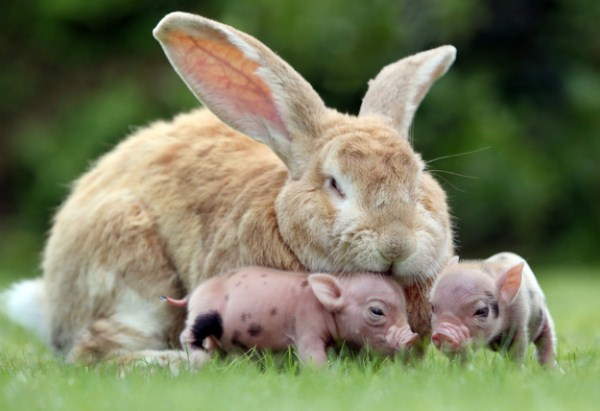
[308,274,344,312]
[500,262,524,303]
[164,31,288,139]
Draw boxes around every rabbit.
[4,12,456,365]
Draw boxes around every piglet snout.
[431,322,470,352]
[386,325,419,350]
[431,332,457,350]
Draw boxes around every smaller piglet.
[163,267,418,365]
[429,252,557,366]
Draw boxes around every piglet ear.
[308,274,344,312]
[497,262,524,305]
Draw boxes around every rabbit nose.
[378,236,416,262]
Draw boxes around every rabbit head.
[154,12,455,282]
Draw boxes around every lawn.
[1,267,599,411]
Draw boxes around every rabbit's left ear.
[359,46,456,138]
[153,12,326,176]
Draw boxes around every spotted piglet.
[429,252,557,367]
[162,267,418,365]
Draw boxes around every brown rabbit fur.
[32,12,457,365]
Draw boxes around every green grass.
[1,267,599,411]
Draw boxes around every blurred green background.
[1,0,599,278]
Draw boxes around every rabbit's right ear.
[153,12,326,176]
[359,46,456,139]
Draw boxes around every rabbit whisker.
[427,169,479,180]
[431,174,466,193]
[425,146,491,164]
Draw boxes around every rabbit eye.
[327,177,345,198]
[474,306,489,318]
[369,306,385,316]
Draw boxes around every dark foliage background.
[1,0,598,276]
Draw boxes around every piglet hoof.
[542,360,564,373]
[160,295,188,308]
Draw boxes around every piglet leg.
[507,325,528,363]
[296,337,328,366]
[534,316,558,368]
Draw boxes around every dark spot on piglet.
[261,274,267,278]
[241,313,251,322]
[247,323,263,337]
[235,282,241,287]
[224,294,229,301]
[191,311,223,349]
[301,280,308,287]
[270,307,277,316]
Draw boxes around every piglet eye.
[474,307,489,318]
[369,306,385,316]
[327,177,345,198]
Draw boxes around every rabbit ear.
[153,12,326,174]
[359,45,456,138]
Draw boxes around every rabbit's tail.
[1,278,50,344]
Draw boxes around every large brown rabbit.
[2,12,456,365]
